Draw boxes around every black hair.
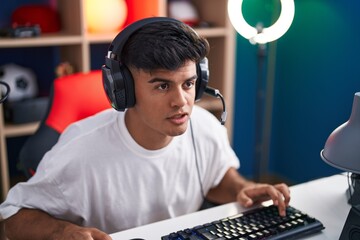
[121,21,210,72]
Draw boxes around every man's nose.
[170,87,188,108]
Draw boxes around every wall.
[233,0,360,183]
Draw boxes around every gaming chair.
[18,70,111,178]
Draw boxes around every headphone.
[101,17,209,111]
[0,81,10,104]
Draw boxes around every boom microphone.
[204,86,227,125]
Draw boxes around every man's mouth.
[167,113,189,125]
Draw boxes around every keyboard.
[161,205,325,240]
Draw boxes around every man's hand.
[4,208,112,240]
[205,168,291,217]
[56,224,112,240]
[236,183,291,216]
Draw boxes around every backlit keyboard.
[161,205,324,240]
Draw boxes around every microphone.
[204,86,227,125]
[0,81,10,104]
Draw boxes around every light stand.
[254,41,267,181]
[227,0,295,181]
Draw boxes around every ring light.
[227,0,295,44]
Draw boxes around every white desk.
[110,174,351,240]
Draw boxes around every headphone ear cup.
[195,57,209,101]
[102,57,135,111]
[102,64,117,109]
[120,64,135,108]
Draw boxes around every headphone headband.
[108,17,181,61]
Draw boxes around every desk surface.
[110,174,350,240]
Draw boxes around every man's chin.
[167,123,188,137]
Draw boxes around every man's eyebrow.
[147,75,198,84]
[147,78,172,84]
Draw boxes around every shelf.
[4,122,40,138]
[85,26,229,44]
[0,33,83,48]
[86,32,119,44]
[195,27,230,37]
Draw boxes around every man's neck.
[124,110,173,150]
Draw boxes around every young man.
[0,18,290,240]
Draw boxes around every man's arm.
[206,167,291,216]
[4,208,112,240]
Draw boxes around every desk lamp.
[320,92,360,205]
[320,92,360,240]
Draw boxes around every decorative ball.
[0,64,38,102]
[85,0,128,33]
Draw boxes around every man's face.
[125,60,197,148]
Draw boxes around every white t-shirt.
[0,106,239,234]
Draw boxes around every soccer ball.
[0,63,38,102]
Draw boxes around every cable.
[0,81,10,104]
[191,87,227,206]
[189,119,206,200]
[347,172,353,200]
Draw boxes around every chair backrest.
[18,70,111,178]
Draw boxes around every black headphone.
[0,81,10,104]
[101,17,209,111]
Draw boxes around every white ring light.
[228,0,295,44]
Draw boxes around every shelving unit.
[0,0,236,200]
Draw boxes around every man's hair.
[121,21,210,72]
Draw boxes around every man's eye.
[157,83,169,90]
[184,81,195,89]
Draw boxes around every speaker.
[340,205,360,240]
[101,17,209,111]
